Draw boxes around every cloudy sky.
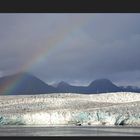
[0,13,140,86]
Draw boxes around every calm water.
[0,126,140,136]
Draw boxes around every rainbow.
[1,16,92,95]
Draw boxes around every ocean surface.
[0,126,140,136]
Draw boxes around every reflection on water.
[0,126,140,136]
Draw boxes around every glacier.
[0,92,140,126]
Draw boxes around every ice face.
[0,110,140,126]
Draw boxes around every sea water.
[0,126,140,136]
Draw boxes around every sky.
[0,13,140,86]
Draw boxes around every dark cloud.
[0,14,140,86]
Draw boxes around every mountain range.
[0,72,140,95]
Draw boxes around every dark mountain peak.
[88,78,120,93]
[119,85,140,92]
[0,72,56,95]
[57,81,70,87]
[89,78,113,87]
